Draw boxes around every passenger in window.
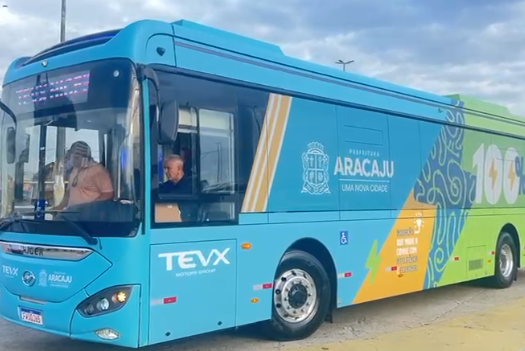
[157,154,197,222]
[52,141,114,210]
[159,154,192,195]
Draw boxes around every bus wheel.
[487,231,517,289]
[262,250,331,341]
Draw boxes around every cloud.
[1,0,525,114]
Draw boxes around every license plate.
[19,307,43,325]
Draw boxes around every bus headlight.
[77,285,133,317]
[96,298,110,311]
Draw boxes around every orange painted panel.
[353,191,437,303]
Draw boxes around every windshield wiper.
[18,210,98,246]
[0,100,17,126]
[0,216,26,232]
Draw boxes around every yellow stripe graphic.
[245,95,277,212]
[241,93,293,213]
[241,94,276,213]
[260,95,292,211]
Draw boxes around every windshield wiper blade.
[0,215,38,234]
[0,217,21,232]
[19,210,98,246]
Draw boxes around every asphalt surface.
[2,271,525,350]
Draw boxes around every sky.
[1,0,525,114]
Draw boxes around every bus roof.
[447,93,525,134]
[169,20,525,129]
[171,19,456,108]
[4,19,523,126]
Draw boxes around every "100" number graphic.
[472,144,525,204]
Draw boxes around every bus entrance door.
[149,239,237,343]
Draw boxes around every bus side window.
[151,72,270,227]
[199,109,234,193]
[154,107,198,224]
[157,107,197,189]
[198,108,236,222]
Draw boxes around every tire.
[486,232,517,289]
[261,250,331,341]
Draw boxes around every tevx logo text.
[158,248,230,277]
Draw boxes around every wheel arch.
[285,238,338,311]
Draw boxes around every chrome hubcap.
[499,243,514,278]
[273,269,318,324]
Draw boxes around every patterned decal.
[242,94,292,212]
[414,102,477,288]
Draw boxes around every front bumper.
[0,283,142,348]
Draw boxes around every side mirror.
[6,127,16,164]
[158,100,179,144]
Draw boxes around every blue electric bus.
[0,18,523,348]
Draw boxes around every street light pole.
[60,0,66,42]
[335,59,354,71]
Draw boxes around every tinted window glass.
[151,71,269,226]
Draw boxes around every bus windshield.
[0,58,142,239]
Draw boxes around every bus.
[0,18,524,348]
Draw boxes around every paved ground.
[2,272,525,350]
[297,297,525,351]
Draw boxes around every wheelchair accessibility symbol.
[339,231,348,245]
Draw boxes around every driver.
[53,141,114,210]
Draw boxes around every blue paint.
[269,99,339,212]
